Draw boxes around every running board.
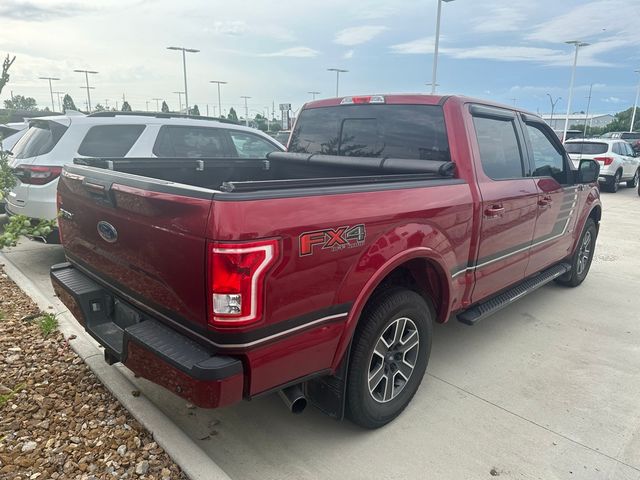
[457,263,571,326]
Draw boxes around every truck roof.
[303,94,539,119]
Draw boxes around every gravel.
[0,267,187,480]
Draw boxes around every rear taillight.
[207,239,279,327]
[14,165,62,185]
[340,95,385,105]
[593,157,614,166]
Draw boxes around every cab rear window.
[289,104,450,161]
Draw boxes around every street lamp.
[53,91,65,112]
[173,91,185,113]
[327,68,348,97]
[308,91,320,100]
[562,40,590,142]
[546,94,562,128]
[167,46,199,114]
[73,69,98,112]
[38,76,60,112]
[240,96,251,126]
[630,69,640,133]
[210,80,227,118]
[431,0,455,95]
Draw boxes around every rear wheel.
[555,218,597,287]
[627,169,639,188]
[346,288,433,429]
[604,170,621,193]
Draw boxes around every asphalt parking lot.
[2,186,639,480]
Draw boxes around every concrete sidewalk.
[1,186,640,479]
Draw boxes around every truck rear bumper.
[50,262,244,408]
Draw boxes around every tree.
[4,95,37,110]
[62,94,77,112]
[121,101,132,112]
[227,107,238,122]
[0,54,16,96]
[161,100,169,113]
[94,103,106,112]
[189,104,200,116]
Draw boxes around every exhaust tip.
[278,385,307,414]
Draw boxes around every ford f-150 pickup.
[51,95,602,428]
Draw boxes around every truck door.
[520,116,577,276]
[469,105,538,302]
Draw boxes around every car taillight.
[340,95,385,105]
[207,239,279,327]
[593,157,614,166]
[14,165,62,185]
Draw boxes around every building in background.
[542,113,614,130]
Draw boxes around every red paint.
[55,94,601,409]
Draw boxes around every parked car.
[5,112,284,238]
[272,130,291,146]
[51,94,601,428]
[554,129,583,141]
[564,138,640,192]
[600,131,640,153]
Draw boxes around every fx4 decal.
[299,224,366,256]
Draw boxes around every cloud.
[334,25,387,46]
[212,20,248,36]
[389,37,435,54]
[0,1,91,21]
[259,47,319,58]
[343,49,354,59]
[603,96,622,103]
[472,4,530,33]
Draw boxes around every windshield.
[564,142,608,155]
[11,120,68,159]
[289,104,450,161]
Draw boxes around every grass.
[0,383,25,407]
[37,312,58,337]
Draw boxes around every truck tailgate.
[57,165,214,329]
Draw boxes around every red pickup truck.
[51,95,601,428]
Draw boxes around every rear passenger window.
[473,116,524,180]
[228,131,278,158]
[524,123,566,183]
[153,126,229,157]
[77,125,145,157]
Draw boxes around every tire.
[604,170,621,193]
[345,288,433,429]
[555,218,597,287]
[627,169,639,188]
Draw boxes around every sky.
[0,0,639,118]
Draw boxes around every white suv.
[564,138,640,193]
[6,112,284,227]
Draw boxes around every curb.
[0,251,232,480]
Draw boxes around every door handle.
[484,205,505,217]
[538,195,553,208]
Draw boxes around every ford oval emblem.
[97,221,118,243]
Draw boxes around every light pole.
[39,76,60,112]
[53,91,65,112]
[240,96,251,126]
[583,83,593,136]
[562,41,590,142]
[73,69,98,112]
[308,91,320,100]
[431,0,455,95]
[327,68,348,97]
[167,46,199,114]
[153,98,163,112]
[630,69,640,132]
[173,91,185,113]
[210,80,227,118]
[546,94,561,128]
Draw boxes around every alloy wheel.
[577,230,592,276]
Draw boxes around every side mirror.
[577,159,599,184]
